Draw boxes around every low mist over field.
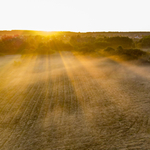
[1,0,150,148]
[0,30,150,149]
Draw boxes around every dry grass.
[0,52,150,149]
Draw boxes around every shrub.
[78,46,95,54]
[124,49,147,58]
[103,46,148,60]
[137,36,150,48]
[116,48,147,59]
[106,36,134,48]
[104,47,115,52]
[116,46,123,51]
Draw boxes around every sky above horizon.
[0,0,150,32]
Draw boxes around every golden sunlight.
[1,0,150,149]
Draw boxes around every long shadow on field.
[4,54,150,150]
[6,55,56,150]
[19,54,150,149]
[55,53,129,148]
[63,54,150,148]
[0,56,43,149]
[104,57,150,111]
[10,54,84,149]
[48,52,82,115]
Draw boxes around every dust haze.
[0,51,150,149]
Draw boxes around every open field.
[0,52,150,149]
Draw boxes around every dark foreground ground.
[0,52,150,150]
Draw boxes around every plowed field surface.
[0,52,150,150]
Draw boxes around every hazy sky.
[0,0,150,32]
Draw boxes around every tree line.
[0,34,150,55]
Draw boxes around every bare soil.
[0,52,150,150]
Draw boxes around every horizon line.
[1,30,150,33]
